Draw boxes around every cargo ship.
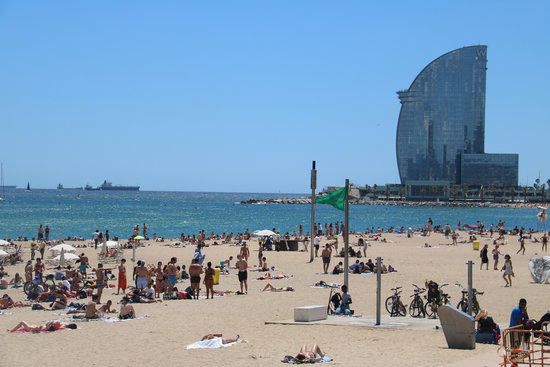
[85,180,140,191]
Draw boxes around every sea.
[0,189,544,240]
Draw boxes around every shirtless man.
[119,296,136,319]
[135,261,149,290]
[235,254,248,294]
[34,258,45,279]
[86,295,99,319]
[321,244,332,274]
[93,263,114,303]
[165,257,178,296]
[189,258,203,299]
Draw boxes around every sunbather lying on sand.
[295,344,325,362]
[201,333,239,344]
[262,283,294,292]
[8,321,77,333]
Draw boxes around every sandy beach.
[1,230,548,367]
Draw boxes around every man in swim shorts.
[189,258,203,299]
[79,253,89,279]
[166,257,178,296]
[235,254,248,294]
[135,261,148,290]
[321,244,332,274]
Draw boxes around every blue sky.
[1,1,549,192]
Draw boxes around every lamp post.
[310,161,316,263]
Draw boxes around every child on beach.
[501,254,514,287]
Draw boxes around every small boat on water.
[25,182,31,192]
[57,184,83,191]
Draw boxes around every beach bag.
[32,304,45,310]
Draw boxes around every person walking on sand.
[492,245,501,270]
[93,229,99,249]
[321,244,332,274]
[542,233,548,252]
[236,254,248,294]
[480,244,489,270]
[204,261,215,299]
[240,242,249,262]
[501,254,514,287]
[117,259,127,295]
[93,263,114,303]
[143,223,147,238]
[314,234,320,257]
[516,237,526,255]
[189,258,203,299]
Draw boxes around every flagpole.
[310,161,316,263]
[344,179,349,289]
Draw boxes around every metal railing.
[500,323,550,366]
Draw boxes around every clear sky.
[1,1,549,193]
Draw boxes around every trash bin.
[213,268,220,285]
[473,240,479,251]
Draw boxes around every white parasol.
[0,249,8,257]
[252,230,276,237]
[50,244,76,253]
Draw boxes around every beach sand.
[1,231,547,367]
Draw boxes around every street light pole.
[310,161,316,263]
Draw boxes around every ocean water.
[0,189,544,239]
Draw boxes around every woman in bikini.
[155,261,165,298]
[49,290,68,310]
[204,262,215,299]
[262,283,294,292]
[295,344,325,362]
[9,321,77,332]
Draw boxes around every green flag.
[315,187,346,211]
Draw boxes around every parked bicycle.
[455,283,483,315]
[424,282,450,318]
[409,284,426,318]
[385,286,406,317]
[24,273,56,299]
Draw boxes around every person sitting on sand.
[294,344,325,362]
[332,262,343,274]
[48,289,68,310]
[201,333,239,344]
[261,257,269,271]
[9,273,23,288]
[334,285,352,315]
[119,297,136,319]
[262,283,294,292]
[8,321,77,333]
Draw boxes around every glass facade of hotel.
[461,154,519,186]
[395,46,517,186]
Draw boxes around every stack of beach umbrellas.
[49,243,77,254]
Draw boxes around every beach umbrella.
[59,248,66,266]
[134,235,145,240]
[50,244,76,253]
[0,249,8,257]
[52,253,79,263]
[252,230,276,237]
[102,240,119,248]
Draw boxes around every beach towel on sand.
[281,356,333,364]
[186,337,242,349]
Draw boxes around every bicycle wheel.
[23,281,34,296]
[45,278,56,290]
[385,296,395,315]
[472,302,480,316]
[398,301,407,316]
[424,301,437,318]
[457,300,467,313]
[409,298,420,317]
